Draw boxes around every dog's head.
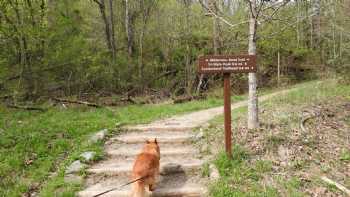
[145,138,160,157]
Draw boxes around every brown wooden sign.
[197,54,257,159]
[198,55,257,74]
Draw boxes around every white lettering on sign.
[206,57,251,68]
[198,55,257,74]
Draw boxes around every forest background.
[0,0,349,103]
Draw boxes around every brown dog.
[131,138,160,197]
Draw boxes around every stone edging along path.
[77,87,299,197]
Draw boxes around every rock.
[209,164,220,180]
[278,145,289,162]
[115,122,122,127]
[280,161,288,167]
[194,131,204,140]
[200,144,210,154]
[312,187,327,196]
[48,172,57,179]
[89,129,108,143]
[66,160,86,174]
[80,151,96,162]
[64,174,83,184]
[202,123,210,128]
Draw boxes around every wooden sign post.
[198,55,257,158]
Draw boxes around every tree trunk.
[331,0,336,59]
[296,0,300,48]
[93,0,113,56]
[138,29,144,82]
[339,30,342,58]
[312,0,321,45]
[247,0,259,129]
[125,0,134,57]
[184,0,192,94]
[137,0,154,87]
[278,49,280,87]
[312,0,322,62]
[108,0,117,62]
[209,0,220,54]
[138,0,145,83]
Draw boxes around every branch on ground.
[52,98,102,108]
[321,176,350,196]
[6,104,47,112]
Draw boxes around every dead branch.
[257,11,318,40]
[321,176,350,196]
[199,0,249,28]
[6,104,47,112]
[53,98,102,108]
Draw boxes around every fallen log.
[321,176,350,196]
[53,98,102,108]
[6,104,47,112]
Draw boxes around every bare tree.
[246,0,258,129]
[210,0,221,54]
[311,0,321,48]
[92,0,116,60]
[183,0,192,94]
[125,0,135,57]
[108,0,117,62]
[138,0,155,83]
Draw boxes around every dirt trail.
[78,88,299,197]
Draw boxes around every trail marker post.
[198,55,257,158]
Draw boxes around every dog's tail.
[131,180,145,197]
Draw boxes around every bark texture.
[248,0,259,129]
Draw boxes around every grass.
[279,177,304,197]
[210,146,277,197]
[201,163,210,178]
[340,149,350,162]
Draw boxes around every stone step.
[105,143,198,158]
[87,158,204,177]
[112,131,195,144]
[79,173,206,197]
[126,125,195,132]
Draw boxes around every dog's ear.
[154,138,158,144]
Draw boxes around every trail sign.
[198,55,256,74]
[198,55,257,158]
